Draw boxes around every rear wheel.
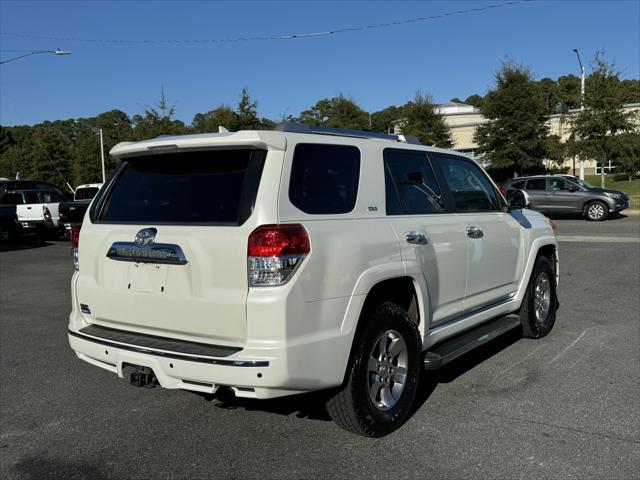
[584,200,608,221]
[520,256,558,339]
[326,302,421,437]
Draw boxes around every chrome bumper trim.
[68,328,269,367]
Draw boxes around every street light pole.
[99,128,106,183]
[573,48,586,180]
[0,49,71,65]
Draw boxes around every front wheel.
[520,256,558,339]
[584,200,608,221]
[326,302,421,437]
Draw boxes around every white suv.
[68,124,559,437]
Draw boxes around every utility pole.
[573,48,586,181]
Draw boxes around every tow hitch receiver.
[124,363,159,388]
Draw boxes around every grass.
[584,175,640,210]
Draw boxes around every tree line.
[0,52,638,190]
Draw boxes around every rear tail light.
[43,205,52,221]
[499,183,506,196]
[248,224,310,286]
[71,224,81,270]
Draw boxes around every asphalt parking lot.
[1,216,639,480]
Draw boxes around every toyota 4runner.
[68,124,559,437]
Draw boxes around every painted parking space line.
[556,235,640,243]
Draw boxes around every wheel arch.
[338,274,426,383]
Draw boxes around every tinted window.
[526,179,546,190]
[24,192,40,204]
[100,149,265,224]
[289,144,360,214]
[384,149,444,214]
[510,180,525,190]
[75,187,99,200]
[548,178,579,191]
[1,193,24,205]
[40,191,64,203]
[437,156,501,212]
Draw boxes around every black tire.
[326,302,421,437]
[584,200,608,221]
[520,256,558,339]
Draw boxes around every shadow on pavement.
[190,329,523,426]
[546,212,628,221]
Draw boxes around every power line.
[1,1,532,45]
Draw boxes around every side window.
[436,156,501,213]
[40,192,64,203]
[25,192,40,204]
[525,179,546,190]
[549,178,578,191]
[289,144,360,215]
[384,149,445,215]
[510,180,525,190]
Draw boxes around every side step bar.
[423,314,521,370]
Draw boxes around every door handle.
[405,231,428,245]
[466,226,484,239]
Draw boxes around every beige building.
[397,101,640,175]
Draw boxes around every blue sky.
[1,0,638,126]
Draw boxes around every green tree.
[236,86,262,130]
[132,88,187,140]
[298,95,370,130]
[615,131,640,180]
[464,94,484,108]
[192,105,239,133]
[474,62,549,176]
[557,75,581,112]
[538,77,562,114]
[400,91,452,148]
[571,52,638,187]
[620,79,640,104]
[370,105,406,133]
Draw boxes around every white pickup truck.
[0,189,66,237]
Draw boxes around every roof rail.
[274,122,422,145]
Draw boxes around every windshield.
[573,178,596,189]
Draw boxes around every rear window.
[1,193,24,205]
[75,187,99,200]
[98,149,266,225]
[289,143,360,215]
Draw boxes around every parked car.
[501,174,629,221]
[0,179,73,200]
[0,189,66,237]
[59,183,103,234]
[68,124,559,437]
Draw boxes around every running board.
[423,314,521,370]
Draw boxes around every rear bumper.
[67,325,349,399]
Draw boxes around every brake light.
[248,224,310,286]
[499,183,506,196]
[43,205,52,221]
[71,224,81,247]
[71,224,81,270]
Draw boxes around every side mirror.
[509,189,530,210]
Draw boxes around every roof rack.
[274,122,422,145]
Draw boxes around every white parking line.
[556,235,640,243]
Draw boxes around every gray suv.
[502,175,629,221]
